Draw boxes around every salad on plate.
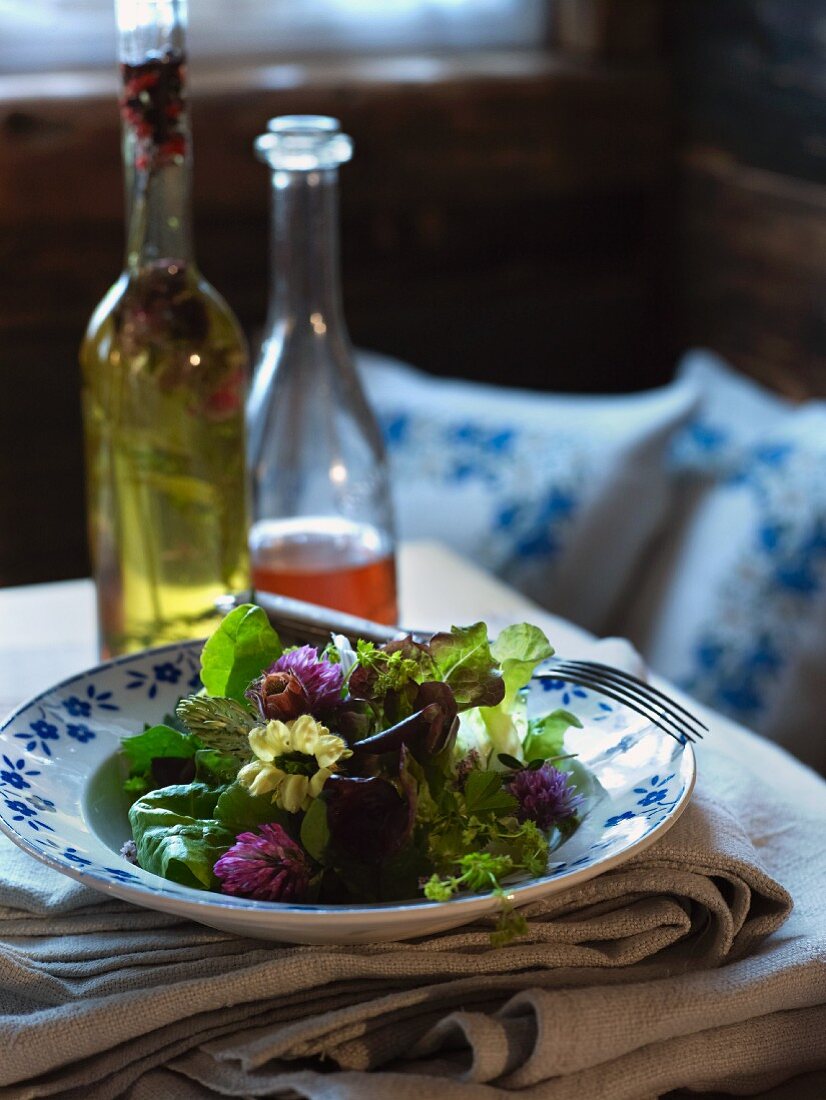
[119,604,594,943]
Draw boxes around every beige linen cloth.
[1,722,824,1100]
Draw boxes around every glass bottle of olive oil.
[80,0,249,657]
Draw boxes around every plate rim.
[0,639,697,923]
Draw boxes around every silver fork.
[536,658,706,746]
[237,591,705,746]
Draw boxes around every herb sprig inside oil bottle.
[80,0,249,658]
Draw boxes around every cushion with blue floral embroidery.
[357,351,697,635]
[618,351,826,773]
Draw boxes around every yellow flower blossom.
[237,714,352,814]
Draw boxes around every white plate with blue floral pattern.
[0,641,695,943]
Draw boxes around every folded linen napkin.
[1,734,814,1100]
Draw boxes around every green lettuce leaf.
[491,623,554,706]
[200,604,282,703]
[522,708,582,762]
[429,623,504,710]
[128,783,234,890]
[457,622,555,765]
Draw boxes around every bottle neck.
[119,48,194,272]
[266,168,346,336]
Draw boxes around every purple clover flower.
[247,646,345,723]
[213,823,311,902]
[507,763,583,831]
[274,646,343,710]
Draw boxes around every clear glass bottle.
[80,0,249,657]
[248,116,397,624]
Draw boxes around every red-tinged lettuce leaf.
[151,755,196,788]
[429,622,504,710]
[350,681,458,763]
[347,637,436,726]
[200,604,282,703]
[413,681,459,756]
[333,699,375,745]
[323,774,412,863]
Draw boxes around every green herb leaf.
[429,623,504,710]
[490,894,529,947]
[128,783,234,890]
[348,638,436,725]
[123,774,150,796]
[200,604,282,703]
[486,818,549,878]
[522,708,582,762]
[496,753,524,771]
[300,797,331,863]
[463,770,518,817]
[491,623,554,706]
[427,817,467,873]
[354,640,425,695]
[423,873,456,902]
[176,694,257,756]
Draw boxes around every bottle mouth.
[255,115,353,171]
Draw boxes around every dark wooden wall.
[0,50,675,586]
[1,0,824,586]
[669,0,826,398]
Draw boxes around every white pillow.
[619,351,826,773]
[358,352,697,634]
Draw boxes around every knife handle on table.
[218,590,414,648]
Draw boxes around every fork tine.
[549,661,702,739]
[538,667,696,745]
[559,673,694,745]
[554,660,707,736]
[561,659,708,733]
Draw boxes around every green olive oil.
[80,16,249,657]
